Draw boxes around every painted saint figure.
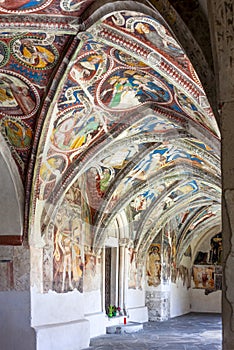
[51,113,100,151]
[71,54,104,81]
[100,70,170,110]
[3,119,32,148]
[54,209,82,292]
[128,248,137,289]
[99,168,112,193]
[134,22,185,60]
[0,76,36,115]
[147,245,161,287]
[19,39,56,69]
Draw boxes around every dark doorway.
[105,247,112,314]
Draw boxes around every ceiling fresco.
[0,1,221,265]
[0,31,71,177]
[0,0,94,15]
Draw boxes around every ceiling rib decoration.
[0,1,220,265]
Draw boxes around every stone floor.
[82,313,222,350]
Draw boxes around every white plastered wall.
[0,134,24,237]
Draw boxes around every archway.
[0,1,224,350]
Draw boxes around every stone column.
[208,1,234,348]
[118,238,131,313]
[118,242,126,311]
[145,229,170,322]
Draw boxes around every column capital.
[119,238,133,248]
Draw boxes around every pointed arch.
[0,134,24,244]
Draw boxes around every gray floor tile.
[83,313,222,350]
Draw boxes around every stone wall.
[146,290,170,321]
[0,245,30,292]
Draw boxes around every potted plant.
[108,305,115,317]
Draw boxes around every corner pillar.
[208,1,234,348]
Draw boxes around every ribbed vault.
[0,0,221,294]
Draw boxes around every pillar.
[118,238,131,313]
[208,1,234,349]
[118,243,126,311]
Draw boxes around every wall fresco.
[170,230,177,283]
[103,11,186,65]
[161,229,171,284]
[0,71,39,116]
[187,208,216,235]
[51,109,102,153]
[146,243,161,287]
[0,41,9,67]
[11,35,59,70]
[0,0,53,12]
[0,246,30,291]
[1,118,32,149]
[193,233,222,293]
[194,233,222,266]
[130,190,155,219]
[121,114,180,137]
[124,143,212,188]
[51,176,102,293]
[83,252,101,292]
[98,11,219,134]
[128,248,137,289]
[193,266,215,289]
[0,30,71,180]
[128,249,144,290]
[53,181,83,293]
[13,6,220,298]
[0,8,222,347]
[70,51,108,84]
[60,0,94,14]
[177,265,191,289]
[53,208,83,292]
[35,12,220,209]
[98,69,172,111]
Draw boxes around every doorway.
[104,246,118,314]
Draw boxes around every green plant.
[108,305,122,317]
[108,305,115,317]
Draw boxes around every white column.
[118,244,125,310]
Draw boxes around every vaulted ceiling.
[0,0,220,258]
